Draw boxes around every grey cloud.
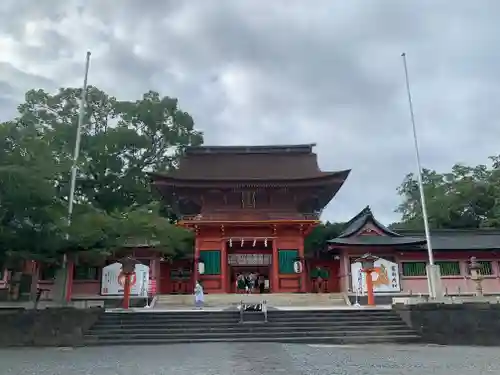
[1,0,500,224]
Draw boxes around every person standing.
[258,274,265,294]
[237,274,246,294]
[194,280,204,309]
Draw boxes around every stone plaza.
[1,343,498,374]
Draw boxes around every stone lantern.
[469,256,484,297]
[354,253,379,306]
[118,256,141,309]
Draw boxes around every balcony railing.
[180,211,319,222]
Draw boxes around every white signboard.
[228,254,272,266]
[350,258,401,293]
[101,262,150,297]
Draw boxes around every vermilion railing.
[180,212,319,221]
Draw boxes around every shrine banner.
[101,262,150,296]
[350,258,401,293]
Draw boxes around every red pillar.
[65,260,74,303]
[298,240,306,293]
[364,269,375,306]
[272,240,279,293]
[123,273,131,309]
[221,239,228,293]
[193,237,200,283]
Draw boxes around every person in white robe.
[194,281,204,309]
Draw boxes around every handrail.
[239,300,244,323]
[262,300,268,323]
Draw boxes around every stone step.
[103,309,393,317]
[99,312,400,324]
[85,308,420,346]
[84,334,421,346]
[96,315,401,327]
[93,320,405,329]
[155,293,347,307]
[89,324,411,335]
[86,328,416,340]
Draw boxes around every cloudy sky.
[1,1,499,224]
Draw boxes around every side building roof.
[328,206,500,250]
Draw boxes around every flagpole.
[401,52,440,299]
[62,51,92,303]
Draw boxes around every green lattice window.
[170,268,192,280]
[74,264,99,280]
[468,260,493,276]
[402,262,427,277]
[436,261,461,276]
[310,267,329,279]
[39,264,58,280]
[278,249,299,274]
[199,250,221,275]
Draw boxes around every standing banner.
[101,262,150,296]
[350,257,401,293]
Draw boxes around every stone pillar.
[272,240,279,293]
[221,239,228,293]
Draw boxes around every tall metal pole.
[401,52,438,298]
[62,51,92,303]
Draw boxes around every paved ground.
[1,343,498,374]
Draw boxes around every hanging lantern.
[252,239,256,247]
[229,238,232,247]
[198,261,205,275]
[293,260,303,274]
[264,238,268,247]
[241,239,244,247]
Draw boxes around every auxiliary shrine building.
[3,143,500,300]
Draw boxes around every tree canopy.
[394,156,500,230]
[0,86,202,265]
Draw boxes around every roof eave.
[151,170,351,186]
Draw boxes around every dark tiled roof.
[398,229,500,250]
[338,206,401,238]
[328,236,426,247]
[152,144,349,181]
[186,144,316,155]
[331,205,500,250]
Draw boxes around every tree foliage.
[0,86,202,264]
[305,221,345,254]
[395,156,500,229]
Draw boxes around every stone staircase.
[155,293,347,309]
[84,309,421,346]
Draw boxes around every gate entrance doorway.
[230,265,270,293]
[227,250,272,293]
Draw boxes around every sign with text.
[242,303,263,312]
[228,253,272,266]
[101,262,150,296]
[350,257,401,293]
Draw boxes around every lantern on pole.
[469,256,484,296]
[354,253,379,306]
[118,256,141,309]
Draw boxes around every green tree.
[0,86,201,265]
[305,221,345,255]
[17,87,203,213]
[0,120,67,267]
[395,157,500,229]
